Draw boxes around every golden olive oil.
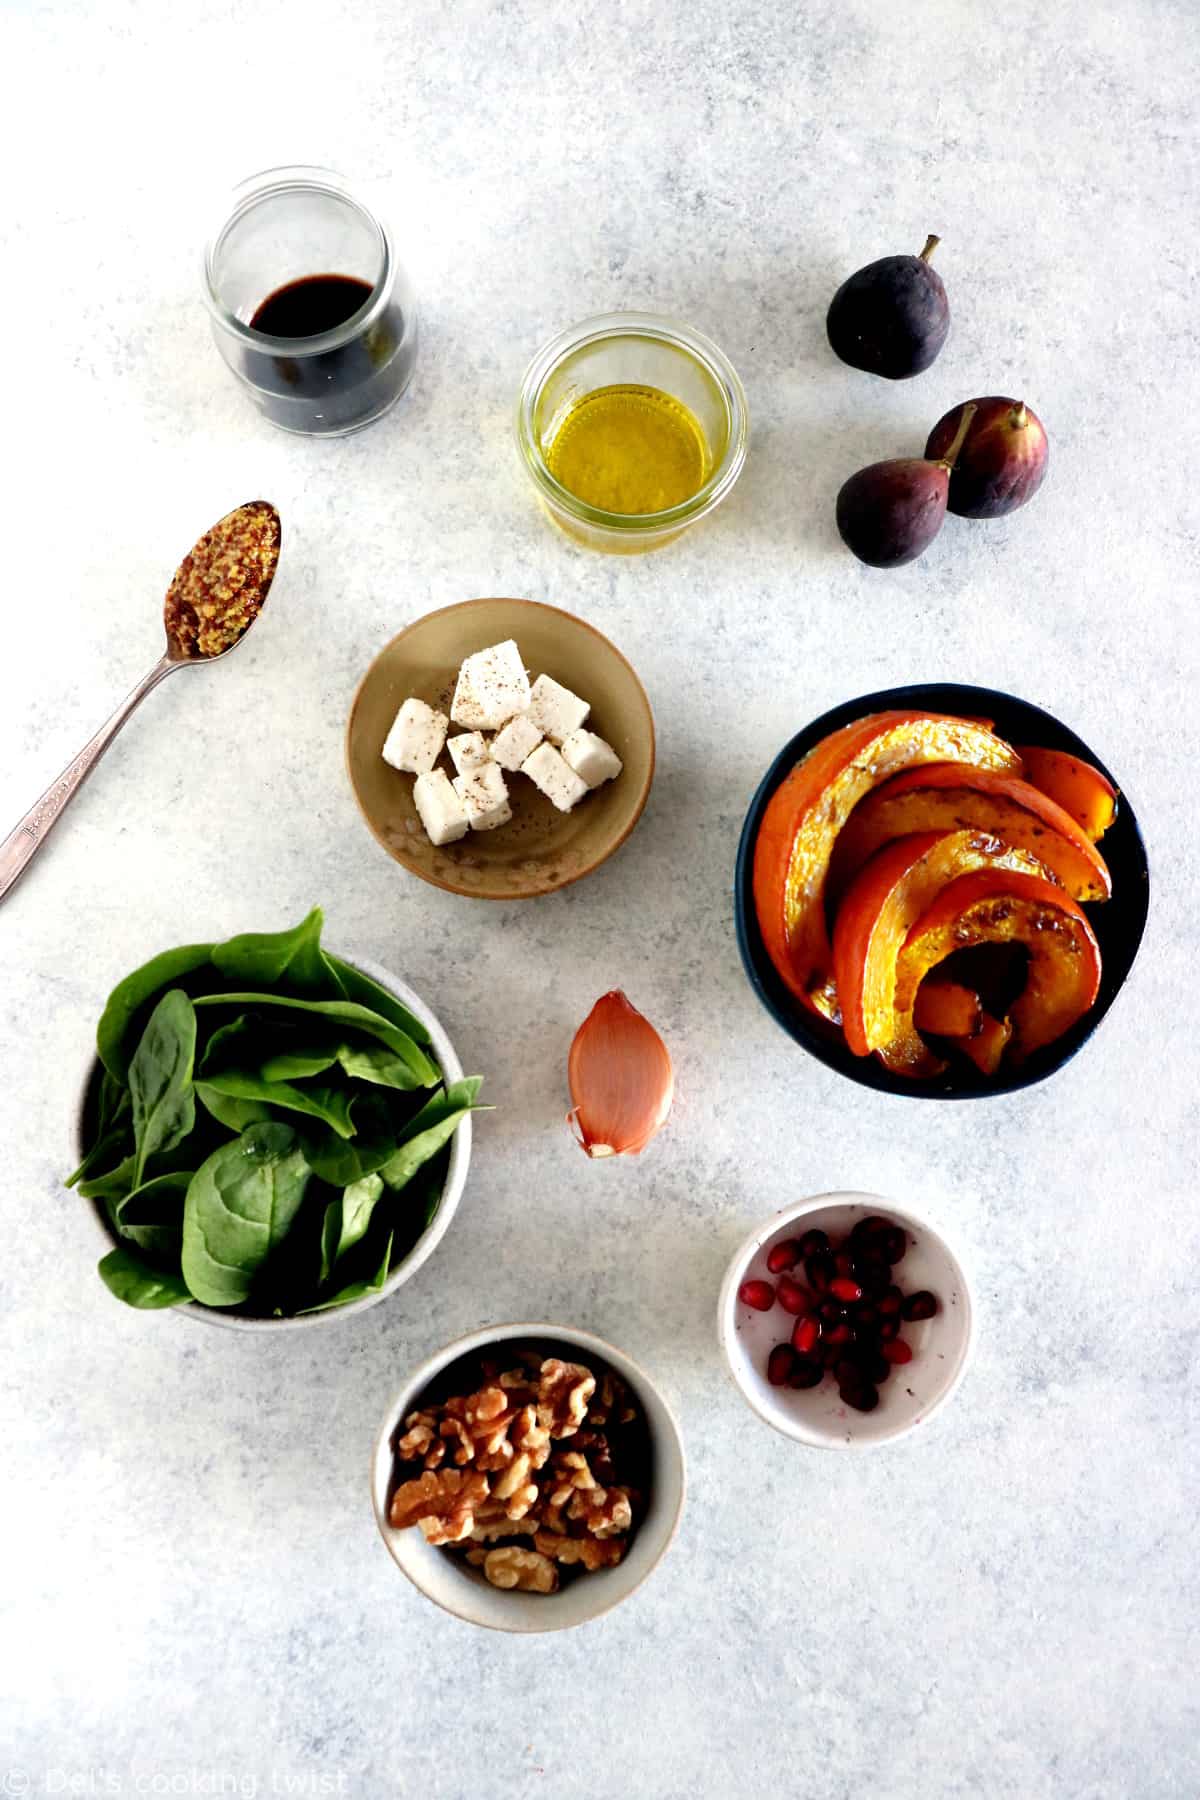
[546,384,710,515]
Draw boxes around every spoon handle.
[0,653,178,905]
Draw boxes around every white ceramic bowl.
[76,951,472,1331]
[718,1192,976,1449]
[371,1322,686,1632]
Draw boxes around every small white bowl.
[371,1322,686,1632]
[718,1192,976,1449]
[76,950,472,1331]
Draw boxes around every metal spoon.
[0,500,281,905]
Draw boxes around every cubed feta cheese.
[450,640,531,731]
[490,712,544,772]
[446,731,492,778]
[413,769,469,846]
[382,697,448,775]
[527,674,590,744]
[453,762,512,831]
[561,728,623,789]
[521,742,588,813]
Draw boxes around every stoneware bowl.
[735,682,1150,1098]
[347,597,655,900]
[718,1193,976,1449]
[77,952,472,1332]
[371,1322,686,1632]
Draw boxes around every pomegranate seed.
[840,1381,880,1413]
[902,1289,938,1321]
[833,1249,857,1278]
[833,1358,862,1387]
[818,1297,846,1324]
[859,1264,890,1299]
[766,1239,801,1274]
[882,1226,907,1264]
[883,1339,913,1364]
[820,1342,844,1369]
[824,1321,855,1346]
[789,1358,823,1389]
[878,1288,903,1316]
[854,1302,879,1329]
[738,1279,775,1311]
[798,1228,829,1258]
[804,1251,835,1293]
[829,1277,863,1303]
[878,1318,899,1341]
[776,1276,810,1315]
[862,1350,890,1384]
[851,1214,892,1243]
[766,1344,797,1386]
[791,1315,821,1355]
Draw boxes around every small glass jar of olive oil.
[515,313,749,553]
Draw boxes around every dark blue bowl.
[734,683,1150,1099]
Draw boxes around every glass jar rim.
[514,311,749,532]
[202,164,394,358]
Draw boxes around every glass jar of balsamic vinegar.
[203,166,418,437]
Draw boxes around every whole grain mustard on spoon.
[0,501,281,905]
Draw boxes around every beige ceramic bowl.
[371,1322,686,1632]
[346,598,655,900]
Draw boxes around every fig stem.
[935,402,978,472]
[1010,402,1028,429]
[919,234,941,263]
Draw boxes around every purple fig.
[827,234,950,380]
[925,397,1049,518]
[836,404,977,568]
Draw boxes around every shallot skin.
[567,990,674,1158]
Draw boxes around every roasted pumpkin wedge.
[895,869,1102,1063]
[1015,746,1117,842]
[753,714,1021,1017]
[913,979,983,1039]
[831,763,1112,904]
[832,829,1053,1073]
[956,1010,1013,1075]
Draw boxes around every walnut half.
[537,1358,596,1438]
[483,1546,559,1594]
[388,1469,489,1545]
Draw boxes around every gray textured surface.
[1,1,1197,1795]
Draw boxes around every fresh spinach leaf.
[322,954,432,1046]
[77,1154,138,1204]
[318,1201,340,1287]
[199,1015,355,1137]
[401,1077,485,1138]
[181,1122,312,1307]
[211,907,332,996]
[297,1088,414,1185]
[96,943,214,1080]
[193,992,439,1085]
[113,1171,190,1259]
[98,1247,191,1309]
[66,1074,133,1189]
[333,1041,433,1091]
[128,990,196,1188]
[260,1045,339,1082]
[200,1071,356,1139]
[195,1083,273,1132]
[299,1230,394,1314]
[319,1173,385,1283]
[379,1095,480,1192]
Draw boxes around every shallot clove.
[567,990,674,1159]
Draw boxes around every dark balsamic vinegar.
[240,270,414,434]
[249,272,372,338]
